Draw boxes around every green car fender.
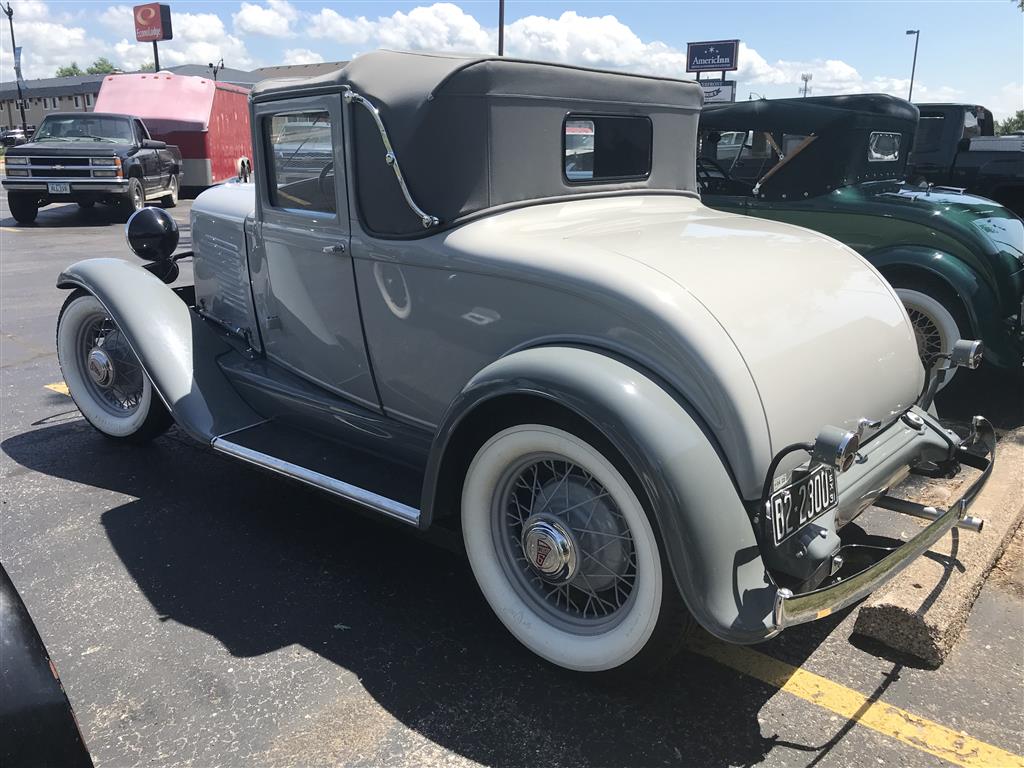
[867,245,997,343]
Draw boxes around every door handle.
[322,243,346,254]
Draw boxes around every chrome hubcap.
[86,347,115,387]
[521,516,578,584]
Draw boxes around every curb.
[853,427,1024,666]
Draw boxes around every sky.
[0,0,1021,119]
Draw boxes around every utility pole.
[800,72,812,98]
[497,0,504,56]
[906,30,920,101]
[2,2,28,133]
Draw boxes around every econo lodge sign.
[134,3,173,42]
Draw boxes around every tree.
[55,62,84,77]
[138,62,156,72]
[996,110,1024,135]
[85,57,117,75]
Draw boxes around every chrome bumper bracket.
[772,415,996,631]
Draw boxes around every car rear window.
[563,114,652,184]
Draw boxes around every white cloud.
[113,11,256,71]
[282,48,324,66]
[374,3,491,52]
[0,1,107,79]
[97,5,134,36]
[233,0,297,38]
[986,82,1024,122]
[307,3,490,52]
[307,9,374,44]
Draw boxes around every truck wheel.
[894,286,967,390]
[8,193,38,224]
[121,177,145,216]
[461,423,694,673]
[56,292,171,443]
[160,175,178,208]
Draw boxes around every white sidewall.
[57,295,154,438]
[896,288,962,388]
[462,424,663,672]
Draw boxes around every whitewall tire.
[462,423,676,672]
[895,287,964,389]
[57,293,171,442]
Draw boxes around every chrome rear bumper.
[771,415,995,630]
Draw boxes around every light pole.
[2,2,28,133]
[906,30,920,101]
[208,58,224,82]
[800,72,812,98]
[497,0,504,56]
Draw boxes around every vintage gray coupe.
[55,51,994,673]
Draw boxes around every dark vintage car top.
[700,94,919,200]
[253,50,703,236]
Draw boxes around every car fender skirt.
[425,346,776,643]
[57,258,260,442]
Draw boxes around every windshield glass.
[34,115,134,143]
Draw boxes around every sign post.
[133,3,173,71]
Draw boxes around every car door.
[132,119,157,193]
[249,95,379,410]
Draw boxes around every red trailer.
[94,73,252,189]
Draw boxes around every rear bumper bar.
[771,415,996,630]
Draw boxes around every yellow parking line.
[691,638,1023,768]
[45,381,70,396]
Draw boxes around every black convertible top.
[699,94,920,200]
[254,50,704,237]
[701,94,918,133]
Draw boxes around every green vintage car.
[698,95,1024,382]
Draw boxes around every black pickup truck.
[2,112,181,224]
[908,103,1024,216]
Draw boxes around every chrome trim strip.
[343,88,439,229]
[210,436,421,526]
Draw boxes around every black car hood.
[7,142,130,157]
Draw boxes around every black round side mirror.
[126,207,178,261]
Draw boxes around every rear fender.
[423,346,776,644]
[57,258,259,442]
[871,245,989,333]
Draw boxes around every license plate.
[47,182,71,194]
[767,464,838,547]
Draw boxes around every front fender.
[57,258,259,442]
[423,346,776,644]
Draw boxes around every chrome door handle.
[322,243,346,254]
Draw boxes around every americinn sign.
[686,40,740,73]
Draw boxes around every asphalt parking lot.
[1,194,1022,768]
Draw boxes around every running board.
[211,435,421,526]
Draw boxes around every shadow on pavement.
[5,421,856,768]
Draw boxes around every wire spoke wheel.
[57,293,170,442]
[76,312,145,416]
[493,455,638,633]
[906,307,943,361]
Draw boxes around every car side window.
[264,110,336,214]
